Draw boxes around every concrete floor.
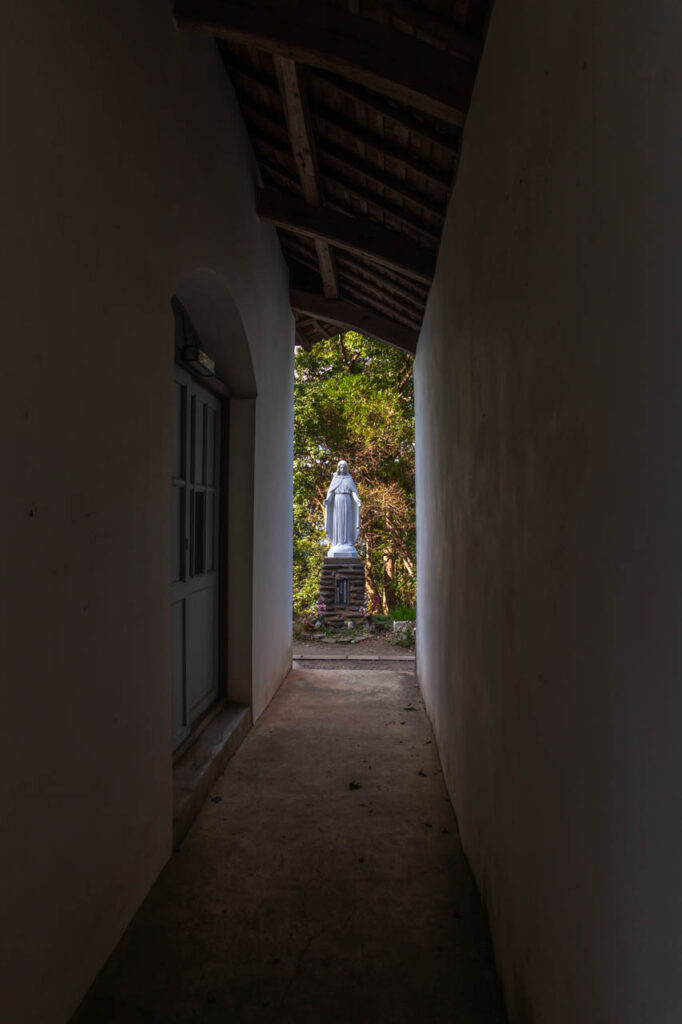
[73,670,506,1023]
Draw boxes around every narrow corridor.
[73,670,506,1023]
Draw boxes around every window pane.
[206,493,215,571]
[194,491,206,575]
[194,400,206,486]
[171,485,184,583]
[207,408,216,486]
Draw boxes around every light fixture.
[183,345,215,377]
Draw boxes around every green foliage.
[294,330,416,616]
[391,605,416,621]
[371,614,393,632]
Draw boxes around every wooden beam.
[281,236,320,271]
[274,56,338,298]
[219,47,279,97]
[283,233,426,328]
[337,267,423,325]
[291,289,418,353]
[258,143,440,247]
[175,0,474,124]
[335,257,429,310]
[335,254,426,308]
[318,141,447,218]
[274,58,320,205]
[259,157,302,194]
[322,176,440,244]
[257,132,442,242]
[383,1,482,63]
[295,326,312,351]
[309,69,459,153]
[310,102,452,191]
[239,90,453,190]
[340,282,422,331]
[257,188,435,284]
[250,126,447,219]
[223,50,459,153]
[310,317,329,340]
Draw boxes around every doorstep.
[172,702,251,847]
[293,653,414,661]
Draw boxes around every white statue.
[324,460,361,558]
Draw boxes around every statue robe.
[325,474,360,550]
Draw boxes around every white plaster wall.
[252,357,295,719]
[0,3,292,1022]
[416,1,682,1020]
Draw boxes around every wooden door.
[171,366,222,749]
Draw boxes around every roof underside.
[175,0,492,353]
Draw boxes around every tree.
[293,331,415,615]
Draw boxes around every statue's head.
[337,460,349,475]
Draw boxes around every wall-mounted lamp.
[182,345,215,377]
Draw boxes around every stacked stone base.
[319,558,366,626]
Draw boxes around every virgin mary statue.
[324,460,361,558]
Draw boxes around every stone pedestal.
[319,558,366,626]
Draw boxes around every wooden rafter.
[259,156,301,194]
[339,280,422,330]
[219,48,278,97]
[283,241,426,333]
[337,266,423,323]
[256,188,435,284]
[222,50,460,155]
[309,70,459,153]
[281,237,322,276]
[382,1,483,63]
[175,0,475,123]
[291,289,418,354]
[318,142,447,218]
[322,176,440,245]
[255,131,442,240]
[208,3,493,356]
[227,84,453,200]
[283,238,425,335]
[248,121,447,220]
[295,326,312,351]
[335,255,426,310]
[236,90,453,192]
[311,103,452,191]
[274,56,338,298]
[335,247,429,293]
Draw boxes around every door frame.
[172,348,230,752]
[172,274,258,718]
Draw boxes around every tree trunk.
[383,553,396,612]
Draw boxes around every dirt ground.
[293,634,414,669]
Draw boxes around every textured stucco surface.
[0,3,292,1021]
[415,1,682,1020]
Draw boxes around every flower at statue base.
[307,598,326,628]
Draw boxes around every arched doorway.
[171,270,257,749]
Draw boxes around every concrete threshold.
[293,653,414,661]
[173,702,251,847]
